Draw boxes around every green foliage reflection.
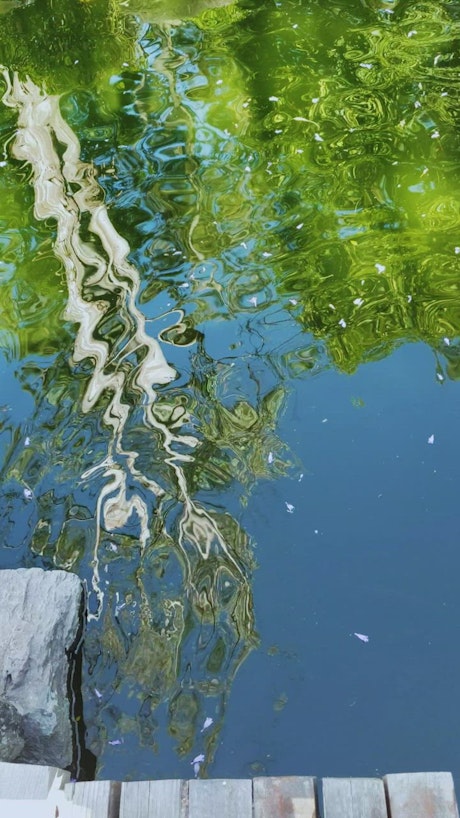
[1,0,460,781]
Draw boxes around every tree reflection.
[1,0,460,780]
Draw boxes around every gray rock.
[0,700,25,761]
[0,568,83,767]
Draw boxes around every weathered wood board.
[253,776,317,818]
[120,779,186,818]
[385,771,459,818]
[188,778,252,818]
[65,779,119,817]
[0,761,69,799]
[323,777,388,818]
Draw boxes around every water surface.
[1,0,460,782]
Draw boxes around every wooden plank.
[0,761,69,798]
[323,778,388,818]
[254,776,317,818]
[0,794,91,817]
[65,779,120,817]
[188,778,252,818]
[120,779,186,818]
[385,772,459,818]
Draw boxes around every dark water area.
[1,0,460,784]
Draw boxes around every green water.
[1,0,460,782]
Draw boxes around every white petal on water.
[249,296,258,307]
[24,437,30,447]
[268,451,274,464]
[427,434,435,444]
[444,337,450,345]
[339,318,347,328]
[455,247,460,255]
[262,252,273,258]
[94,688,103,699]
[191,753,205,777]
[269,95,279,102]
[201,717,214,732]
[296,223,304,230]
[353,298,364,307]
[23,488,33,500]
[329,303,336,310]
[289,298,298,305]
[375,263,386,273]
[322,418,328,423]
[108,739,123,746]
[314,133,324,142]
[407,295,412,303]
[285,502,295,513]
[354,633,369,643]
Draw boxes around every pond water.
[1,0,460,783]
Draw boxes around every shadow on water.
[0,0,460,781]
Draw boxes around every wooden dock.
[0,762,459,817]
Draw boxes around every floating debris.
[427,434,435,444]
[354,633,369,643]
[191,754,205,777]
[201,717,214,733]
[285,502,295,514]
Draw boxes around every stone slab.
[120,779,186,818]
[323,777,387,817]
[385,771,459,817]
[188,778,252,818]
[254,776,317,818]
[0,760,69,798]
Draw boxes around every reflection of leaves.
[231,0,460,374]
[0,0,138,93]
[194,383,297,492]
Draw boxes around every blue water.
[1,0,460,783]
